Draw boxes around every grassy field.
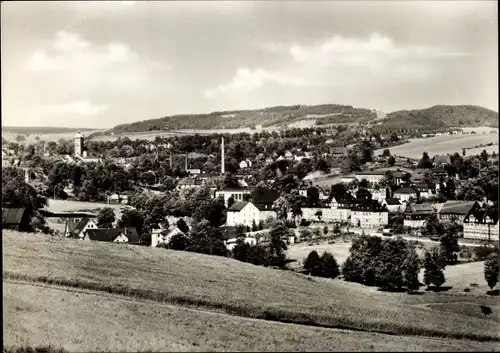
[5,281,500,352]
[3,231,500,343]
[45,199,130,219]
[375,132,498,159]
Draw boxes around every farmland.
[2,129,104,144]
[375,131,498,159]
[45,199,130,218]
[4,231,500,347]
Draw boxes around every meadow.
[3,231,500,344]
[5,281,500,352]
[45,199,130,218]
[2,130,104,144]
[375,131,498,159]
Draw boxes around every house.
[403,203,437,229]
[391,170,410,186]
[214,188,251,207]
[151,227,187,247]
[224,235,257,251]
[2,208,31,232]
[393,187,418,203]
[176,177,202,190]
[354,171,385,184]
[329,146,348,158]
[107,194,129,205]
[86,227,141,244]
[382,198,402,213]
[250,189,279,212]
[412,168,430,183]
[431,166,448,180]
[350,200,388,229]
[463,208,499,241]
[66,217,98,238]
[433,155,451,167]
[438,200,480,223]
[284,150,294,160]
[226,201,276,227]
[341,176,357,184]
[186,168,202,175]
[414,183,433,199]
[326,192,357,209]
[239,159,252,169]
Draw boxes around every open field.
[4,231,500,343]
[464,145,498,156]
[2,130,104,144]
[5,281,500,352]
[459,126,499,134]
[45,199,131,219]
[375,132,498,159]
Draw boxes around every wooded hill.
[108,104,498,134]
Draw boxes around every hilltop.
[104,104,498,136]
[377,105,499,131]
[2,126,96,134]
[108,104,377,133]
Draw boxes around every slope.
[3,231,499,342]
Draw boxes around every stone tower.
[74,131,84,156]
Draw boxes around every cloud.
[33,100,108,117]
[26,31,165,91]
[204,67,304,98]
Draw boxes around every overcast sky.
[1,1,497,128]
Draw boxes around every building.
[186,168,202,175]
[86,228,141,244]
[411,168,430,183]
[326,192,357,209]
[354,171,385,184]
[382,198,402,213]
[250,189,279,212]
[433,155,451,167]
[74,131,84,157]
[438,200,480,223]
[151,227,187,248]
[2,208,31,232]
[463,209,499,241]
[239,159,253,169]
[226,201,276,227]
[393,187,418,203]
[224,235,257,251]
[341,176,357,184]
[414,183,433,199]
[214,188,251,207]
[403,203,437,229]
[66,217,98,238]
[329,146,348,158]
[350,200,388,228]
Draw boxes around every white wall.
[351,211,388,228]
[463,223,499,240]
[403,219,426,229]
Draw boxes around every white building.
[226,201,276,227]
[224,235,257,251]
[393,187,418,203]
[403,203,437,229]
[350,201,388,228]
[463,210,499,241]
[66,217,98,238]
[151,227,187,248]
[354,171,385,184]
[381,198,402,213]
[214,188,251,207]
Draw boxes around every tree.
[374,238,407,290]
[227,195,235,209]
[306,186,320,207]
[118,208,145,236]
[221,172,240,189]
[272,196,290,220]
[316,158,330,173]
[484,252,499,290]
[424,214,445,235]
[402,243,421,292]
[97,207,115,228]
[304,250,322,276]
[267,221,289,268]
[356,187,372,201]
[342,235,384,286]
[417,152,433,169]
[439,225,460,265]
[187,219,227,257]
[423,247,446,289]
[382,149,391,157]
[323,225,329,237]
[387,156,396,166]
[168,233,188,251]
[319,251,340,279]
[205,196,226,227]
[176,218,190,234]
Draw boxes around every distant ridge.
[2,126,96,134]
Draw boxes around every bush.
[474,245,499,261]
[458,246,473,260]
[319,252,340,279]
[168,233,188,251]
[484,252,499,290]
[300,219,311,226]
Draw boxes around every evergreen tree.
[484,252,499,290]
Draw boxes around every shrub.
[474,245,499,261]
[459,246,473,260]
[303,250,321,276]
[167,233,188,251]
[484,252,499,290]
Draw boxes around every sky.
[1,1,498,128]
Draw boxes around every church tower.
[74,131,84,156]
[221,137,225,175]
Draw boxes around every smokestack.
[169,151,173,169]
[221,137,225,175]
[185,153,188,171]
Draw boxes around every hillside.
[3,231,500,344]
[2,126,95,134]
[108,104,377,133]
[376,105,499,131]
